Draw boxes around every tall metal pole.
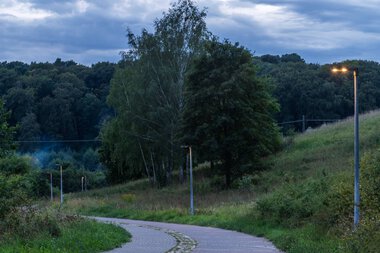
[189,146,194,215]
[81,176,84,192]
[353,69,360,228]
[50,172,53,201]
[60,165,63,204]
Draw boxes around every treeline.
[0,59,116,180]
[0,59,115,150]
[255,54,380,131]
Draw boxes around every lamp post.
[332,66,360,228]
[181,145,194,215]
[56,164,63,204]
[50,172,53,201]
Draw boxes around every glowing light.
[331,67,349,73]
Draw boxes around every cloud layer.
[1,0,379,64]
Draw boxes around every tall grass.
[0,219,130,253]
[61,110,380,252]
[0,208,131,253]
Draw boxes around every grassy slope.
[259,110,380,191]
[63,110,380,252]
[0,219,131,253]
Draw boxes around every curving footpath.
[94,217,283,253]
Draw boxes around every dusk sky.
[1,0,380,65]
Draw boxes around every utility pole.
[181,145,194,215]
[50,172,53,201]
[56,164,63,204]
[189,146,194,215]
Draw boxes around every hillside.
[259,110,380,191]
[62,110,380,253]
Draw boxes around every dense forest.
[255,54,380,131]
[2,55,380,186]
[0,59,115,171]
[1,1,380,189]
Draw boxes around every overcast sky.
[1,0,380,65]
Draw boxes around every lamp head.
[331,66,349,73]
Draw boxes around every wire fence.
[10,117,340,144]
[278,115,339,132]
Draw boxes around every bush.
[322,173,353,229]
[342,149,380,252]
[0,155,32,176]
[344,218,380,253]
[360,149,380,216]
[120,193,136,203]
[235,175,255,191]
[257,149,380,252]
[257,177,329,227]
[1,207,61,240]
[0,174,28,218]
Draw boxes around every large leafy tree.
[0,100,16,157]
[101,0,209,185]
[182,40,281,187]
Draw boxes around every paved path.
[94,217,282,253]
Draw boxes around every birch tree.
[101,0,209,186]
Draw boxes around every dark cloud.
[0,0,379,64]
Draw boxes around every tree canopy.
[101,0,209,185]
[182,40,280,187]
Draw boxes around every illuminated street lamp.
[331,66,359,228]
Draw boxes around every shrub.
[0,155,32,176]
[1,207,61,239]
[0,174,28,218]
[321,173,353,229]
[121,193,136,203]
[257,149,380,252]
[360,149,380,216]
[344,217,380,253]
[235,175,255,191]
[257,177,330,227]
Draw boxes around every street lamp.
[56,164,63,204]
[331,66,360,228]
[81,176,84,192]
[181,145,194,215]
[50,172,53,201]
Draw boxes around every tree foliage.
[0,60,115,145]
[181,40,280,187]
[255,55,380,131]
[0,100,16,157]
[101,0,209,186]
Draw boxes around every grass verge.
[0,218,131,253]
